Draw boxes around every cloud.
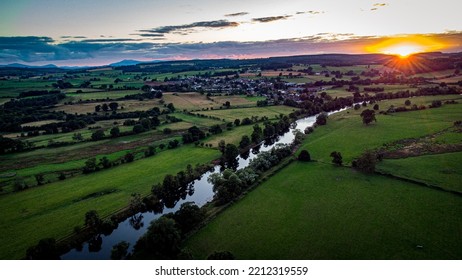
[225,12,249,17]
[371,3,388,10]
[296,11,324,15]
[80,38,141,43]
[1,32,461,65]
[138,20,239,36]
[61,36,87,39]
[252,15,292,23]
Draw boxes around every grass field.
[163,92,215,111]
[0,145,220,259]
[377,152,462,193]
[199,106,296,122]
[210,95,264,107]
[204,125,255,147]
[299,101,462,164]
[65,90,142,101]
[170,112,224,127]
[185,162,462,259]
[52,99,160,114]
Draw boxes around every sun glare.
[383,44,424,58]
[365,36,446,58]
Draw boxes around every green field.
[300,102,461,164]
[204,124,255,147]
[377,152,462,193]
[199,106,296,122]
[0,145,220,259]
[186,162,462,259]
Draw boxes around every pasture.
[199,105,296,122]
[0,145,220,259]
[377,152,462,193]
[186,162,462,259]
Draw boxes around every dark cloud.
[252,15,292,23]
[224,12,249,17]
[1,32,461,65]
[61,36,87,39]
[80,38,141,43]
[138,20,239,36]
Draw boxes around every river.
[62,108,347,259]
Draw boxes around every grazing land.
[185,162,462,259]
[0,53,461,260]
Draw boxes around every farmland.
[0,53,461,260]
[185,95,462,259]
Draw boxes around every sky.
[0,0,461,66]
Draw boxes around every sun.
[365,35,446,57]
[383,44,424,58]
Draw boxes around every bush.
[298,150,311,161]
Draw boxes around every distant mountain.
[1,63,58,69]
[109,59,162,67]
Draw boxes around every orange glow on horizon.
[365,35,447,57]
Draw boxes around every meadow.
[0,145,220,259]
[185,162,462,259]
[185,94,462,259]
[199,105,296,122]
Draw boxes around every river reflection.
[62,109,347,259]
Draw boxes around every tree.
[141,84,151,93]
[353,150,377,173]
[111,241,130,260]
[95,104,101,112]
[102,103,109,112]
[109,102,119,111]
[85,210,102,230]
[316,113,328,125]
[26,238,60,260]
[373,104,379,111]
[251,124,263,143]
[404,99,411,106]
[223,144,239,166]
[124,152,135,163]
[360,109,376,125]
[298,150,311,161]
[167,103,175,112]
[35,174,45,185]
[137,217,181,259]
[91,129,105,141]
[218,140,226,154]
[173,202,205,235]
[234,119,241,126]
[239,135,251,149]
[99,156,111,169]
[110,126,120,138]
[330,151,343,166]
[133,124,145,134]
[83,158,98,173]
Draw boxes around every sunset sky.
[0,0,461,66]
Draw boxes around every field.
[300,99,462,164]
[185,162,462,259]
[204,125,255,147]
[198,105,296,122]
[52,99,160,114]
[0,145,220,259]
[185,94,462,259]
[377,152,462,193]
[163,92,215,111]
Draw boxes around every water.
[62,108,348,259]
